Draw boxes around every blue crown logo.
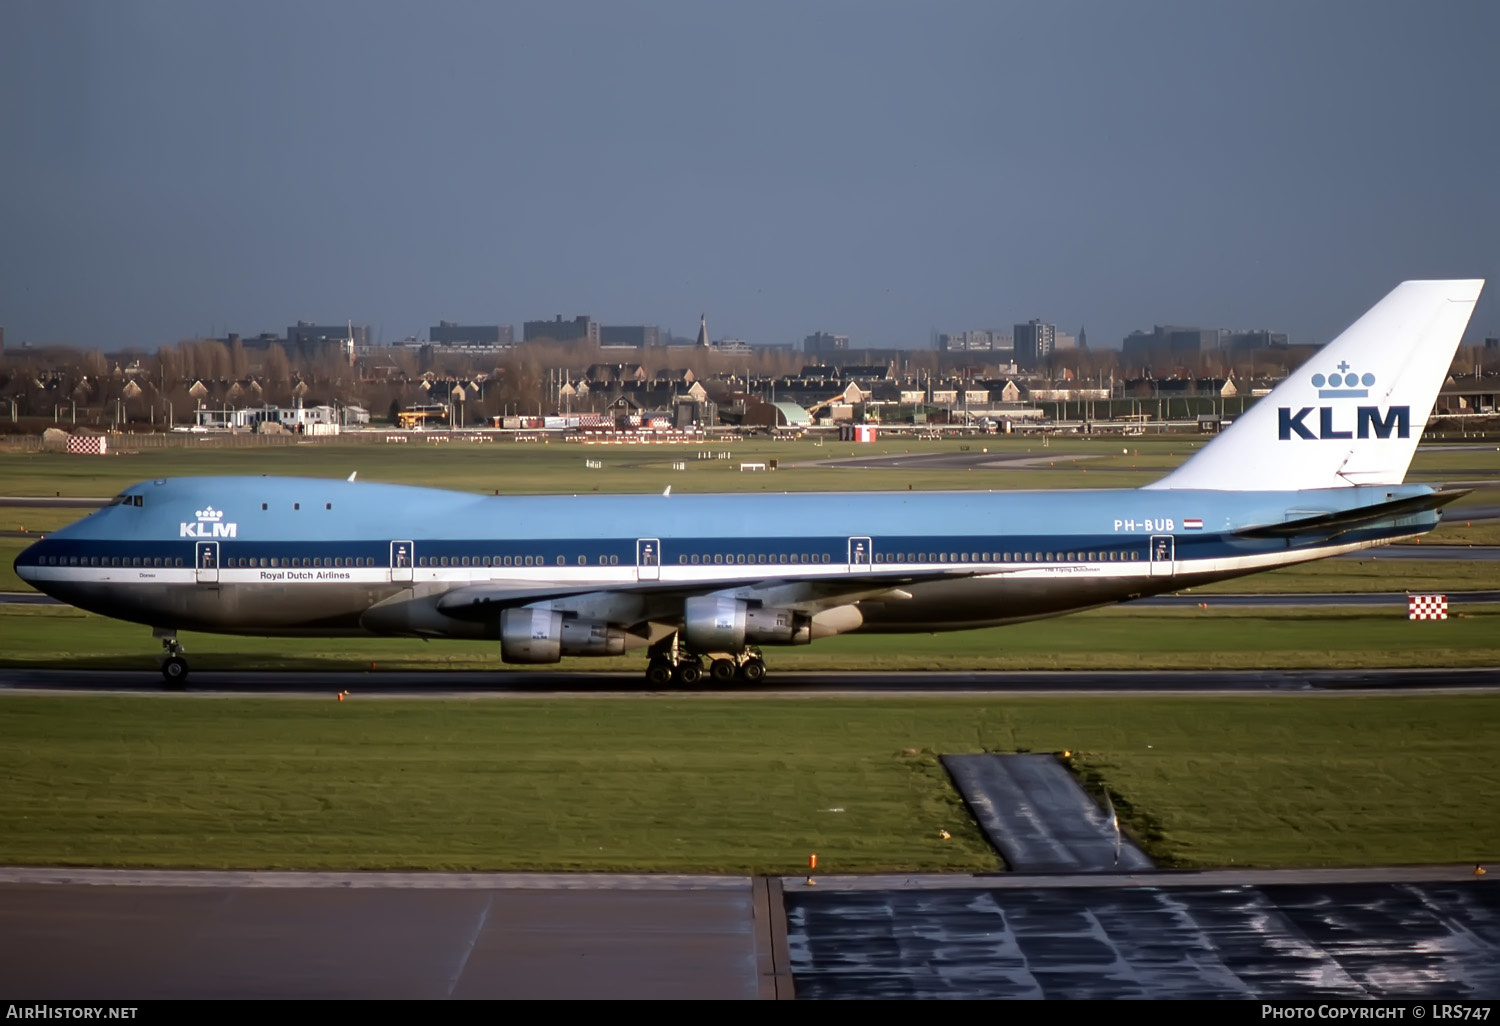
[1311,361,1375,399]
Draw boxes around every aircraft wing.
[432,565,1014,623]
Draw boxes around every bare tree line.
[2,332,1495,431]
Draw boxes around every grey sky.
[2,1,1496,352]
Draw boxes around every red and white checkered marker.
[1407,594,1448,620]
[64,436,107,455]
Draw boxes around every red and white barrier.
[1407,594,1448,620]
[65,436,108,455]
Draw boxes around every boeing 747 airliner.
[14,279,1485,686]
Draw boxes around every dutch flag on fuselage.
[1183,518,1203,530]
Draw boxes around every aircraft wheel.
[645,660,674,687]
[708,659,738,684]
[673,661,703,686]
[161,656,189,690]
[737,658,766,683]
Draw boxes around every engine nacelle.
[682,596,810,650]
[500,608,627,664]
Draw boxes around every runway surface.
[1,665,1497,697]
[789,447,1500,487]
[5,584,1500,613]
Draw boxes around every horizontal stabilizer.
[1233,488,1470,539]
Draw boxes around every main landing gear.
[644,635,767,687]
[156,631,188,689]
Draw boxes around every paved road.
[0,496,112,508]
[0,871,784,1000]
[5,585,1500,612]
[1,665,1495,698]
[1141,589,1500,605]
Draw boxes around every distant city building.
[524,315,600,345]
[600,324,660,348]
[1124,325,1286,363]
[217,332,287,351]
[286,322,369,361]
[804,331,849,354]
[1123,326,1211,363]
[1013,320,1056,369]
[695,315,710,349]
[939,330,1013,353]
[429,321,514,346]
[1219,329,1289,352]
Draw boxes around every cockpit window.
[110,494,144,507]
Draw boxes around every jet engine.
[682,596,811,651]
[500,608,627,663]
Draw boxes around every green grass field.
[1,693,1494,872]
[2,432,1489,496]
[1,436,1497,874]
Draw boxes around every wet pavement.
[942,753,1156,872]
[786,879,1500,999]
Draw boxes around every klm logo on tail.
[1278,406,1411,440]
[1279,364,1410,441]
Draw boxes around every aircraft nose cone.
[14,537,50,587]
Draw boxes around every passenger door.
[636,538,661,582]
[848,536,873,573]
[390,540,414,583]
[1149,534,1174,577]
[195,541,219,584]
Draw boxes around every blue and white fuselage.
[15,477,1446,633]
[10,279,1484,684]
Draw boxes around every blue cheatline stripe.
[18,519,1424,573]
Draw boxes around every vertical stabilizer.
[1145,279,1483,491]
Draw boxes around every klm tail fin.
[1146,279,1484,491]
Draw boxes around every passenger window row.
[38,555,181,567]
[226,557,376,568]
[680,553,829,565]
[874,551,1144,563]
[416,555,624,567]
